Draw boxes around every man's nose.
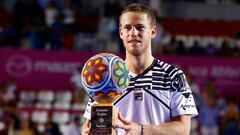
[129,27,138,36]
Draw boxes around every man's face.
[119,12,156,56]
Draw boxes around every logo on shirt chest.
[134,89,143,101]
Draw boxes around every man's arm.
[143,115,191,135]
[116,114,191,135]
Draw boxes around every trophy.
[81,53,130,135]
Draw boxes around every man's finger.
[118,113,130,125]
[115,123,131,130]
[83,119,90,127]
[82,119,91,135]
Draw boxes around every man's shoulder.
[154,58,182,79]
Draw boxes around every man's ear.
[151,26,157,38]
[119,27,123,39]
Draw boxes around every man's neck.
[125,52,154,75]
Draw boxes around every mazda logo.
[6,55,32,77]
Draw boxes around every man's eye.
[124,26,131,30]
[136,26,144,31]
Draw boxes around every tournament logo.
[6,55,32,77]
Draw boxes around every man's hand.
[115,113,142,135]
[81,119,91,135]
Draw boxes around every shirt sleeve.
[83,97,96,119]
[170,73,198,117]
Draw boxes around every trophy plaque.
[81,53,130,135]
[91,104,114,134]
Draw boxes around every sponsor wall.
[0,48,239,97]
[0,48,96,90]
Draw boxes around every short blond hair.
[119,3,156,27]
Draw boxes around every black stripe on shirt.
[144,88,170,110]
[114,89,133,105]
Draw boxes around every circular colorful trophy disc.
[81,53,130,104]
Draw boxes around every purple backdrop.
[0,48,239,97]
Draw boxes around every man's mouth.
[128,39,141,43]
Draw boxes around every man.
[44,115,61,135]
[82,3,198,135]
[64,116,81,135]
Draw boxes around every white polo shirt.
[84,59,198,133]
